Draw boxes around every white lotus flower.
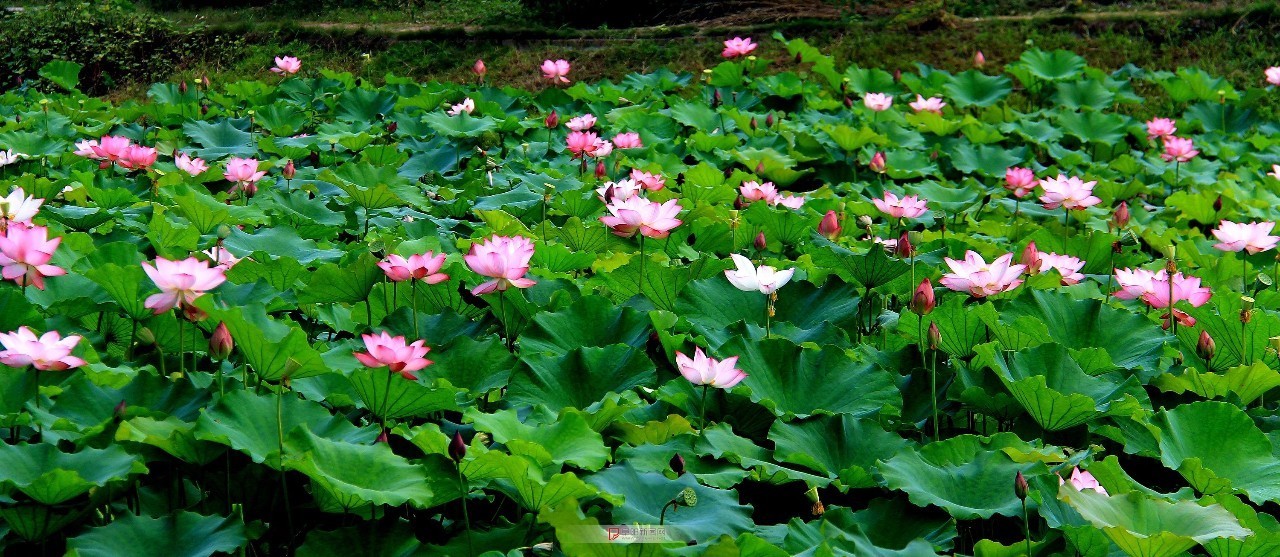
[725,253,794,295]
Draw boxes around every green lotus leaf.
[1060,487,1250,557]
[194,389,377,466]
[586,462,754,543]
[944,70,1012,107]
[976,343,1145,431]
[0,444,146,505]
[466,408,609,470]
[520,295,650,354]
[348,369,462,420]
[507,344,656,412]
[768,414,909,488]
[1018,49,1087,81]
[65,511,248,557]
[283,428,457,509]
[879,433,1047,519]
[1156,401,1280,504]
[720,336,899,419]
[1153,362,1280,405]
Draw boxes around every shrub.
[520,0,735,28]
[0,3,242,93]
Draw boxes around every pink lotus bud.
[1015,471,1028,501]
[201,104,209,115]
[670,453,686,476]
[376,430,389,444]
[282,160,296,180]
[733,196,747,211]
[449,431,467,463]
[754,232,767,251]
[1213,195,1223,212]
[1112,201,1130,229]
[1197,330,1215,361]
[911,279,935,316]
[755,161,765,174]
[1021,242,1040,271]
[545,110,559,128]
[595,161,607,179]
[843,97,854,109]
[818,210,841,240]
[179,81,188,94]
[114,400,127,419]
[387,121,398,134]
[869,152,886,173]
[713,89,722,107]
[209,321,233,360]
[893,69,902,82]
[927,322,942,351]
[974,51,986,67]
[894,231,914,258]
[472,59,487,77]
[765,113,775,127]
[750,117,758,130]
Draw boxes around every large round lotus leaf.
[194,389,377,466]
[465,407,608,470]
[1059,487,1251,557]
[587,462,754,543]
[879,433,1047,519]
[767,414,908,488]
[283,428,458,510]
[720,336,900,419]
[1156,401,1280,504]
[975,343,1145,431]
[65,511,248,557]
[0,444,145,505]
[507,344,656,412]
[998,290,1167,375]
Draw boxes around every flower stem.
[930,345,939,442]
[456,467,474,557]
[29,367,41,438]
[693,384,710,452]
[638,235,647,296]
[411,281,419,339]
[276,383,295,544]
[178,317,185,377]
[1022,498,1031,557]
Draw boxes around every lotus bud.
[911,279,935,316]
[376,430,389,444]
[754,232,767,251]
[595,161,607,179]
[670,453,686,476]
[750,116,758,130]
[893,69,902,82]
[114,400,127,420]
[472,59,486,78]
[283,357,302,380]
[844,96,854,109]
[210,322,233,360]
[869,152,886,173]
[137,327,156,345]
[309,151,321,166]
[927,322,941,351]
[1197,330,1216,362]
[713,89,722,107]
[201,104,209,115]
[765,113,775,127]
[545,110,558,128]
[974,51,986,67]
[449,431,467,463]
[794,51,803,64]
[686,232,697,245]
[818,210,841,240]
[179,81,188,94]
[282,159,296,180]
[386,121,398,134]
[734,196,746,211]
[857,215,874,230]
[1020,241,1040,271]
[1015,471,1028,501]
[892,232,912,259]
[1213,195,1223,213]
[755,161,765,175]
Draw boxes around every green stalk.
[276,384,295,544]
[456,467,474,557]
[1023,498,1031,557]
[638,235,647,296]
[930,345,939,442]
[411,281,420,339]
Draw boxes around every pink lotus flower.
[566,114,596,131]
[447,98,475,116]
[724,253,794,295]
[1161,136,1199,163]
[597,179,642,203]
[1039,175,1101,210]
[873,191,928,218]
[630,169,665,191]
[174,152,208,176]
[1004,167,1037,197]
[675,347,746,388]
[541,59,571,83]
[908,95,946,114]
[464,235,536,295]
[863,92,893,112]
[379,252,449,283]
[202,246,240,269]
[940,251,1026,298]
[740,181,779,203]
[1028,252,1086,285]
[91,136,132,164]
[0,327,85,371]
[591,140,613,158]
[612,132,643,149]
[117,145,157,171]
[1141,271,1212,309]
[1212,221,1280,254]
[74,139,99,158]
[0,225,65,290]
[1146,117,1176,140]
[1267,67,1280,86]
[472,59,486,77]
[566,131,599,158]
[774,194,805,210]
[141,256,227,314]
[271,56,301,75]
[818,211,841,239]
[353,331,433,380]
[1113,268,1159,300]
[0,188,42,226]
[721,37,757,59]
[224,157,266,186]
[600,196,683,239]
[1060,467,1107,495]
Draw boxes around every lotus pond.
[2,35,1280,556]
